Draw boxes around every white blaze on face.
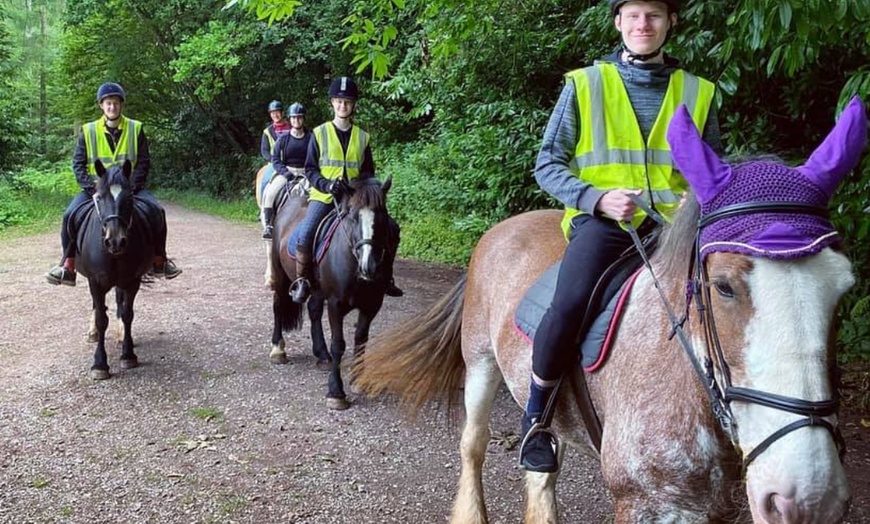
[358,208,374,271]
[110,184,122,200]
[736,248,854,520]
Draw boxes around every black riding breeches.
[61,192,91,259]
[531,214,654,381]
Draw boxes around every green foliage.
[157,188,259,223]
[0,162,73,234]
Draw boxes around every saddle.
[285,209,342,264]
[514,228,659,372]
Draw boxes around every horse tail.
[354,275,467,415]
[276,286,304,332]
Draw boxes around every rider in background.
[290,76,403,304]
[518,0,723,473]
[262,103,311,239]
[261,100,290,163]
[46,82,182,286]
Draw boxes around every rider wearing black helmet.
[46,82,182,286]
[518,0,723,473]
[261,100,290,162]
[262,102,311,239]
[289,76,403,303]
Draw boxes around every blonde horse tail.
[354,275,467,415]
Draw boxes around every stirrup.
[518,420,560,473]
[262,225,273,240]
[290,277,311,303]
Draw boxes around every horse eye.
[713,281,735,298]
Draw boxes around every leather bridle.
[629,200,845,470]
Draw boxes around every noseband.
[630,201,845,470]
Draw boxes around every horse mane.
[348,178,385,210]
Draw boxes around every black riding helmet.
[610,0,680,16]
[96,82,126,103]
[328,77,359,101]
[267,100,283,112]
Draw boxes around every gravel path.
[0,204,866,523]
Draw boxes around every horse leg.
[269,278,290,365]
[117,283,140,369]
[449,361,503,524]
[89,286,111,380]
[308,294,330,369]
[523,451,563,524]
[264,242,274,288]
[325,301,350,410]
[114,287,125,343]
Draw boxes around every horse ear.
[94,159,107,178]
[797,96,868,198]
[123,159,133,179]
[382,175,392,194]
[666,105,732,205]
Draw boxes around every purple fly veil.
[666,98,868,260]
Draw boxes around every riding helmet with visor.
[96,82,126,104]
[267,100,283,112]
[287,102,305,117]
[328,77,359,101]
[610,0,680,16]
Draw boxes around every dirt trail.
[0,204,866,523]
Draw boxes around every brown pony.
[355,99,867,523]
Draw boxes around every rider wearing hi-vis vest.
[307,122,369,204]
[559,63,714,236]
[83,115,141,175]
[518,0,724,475]
[290,76,403,304]
[46,82,182,286]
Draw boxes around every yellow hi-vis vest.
[83,115,142,175]
[263,126,278,154]
[560,63,715,238]
[308,122,370,204]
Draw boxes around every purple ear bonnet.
[667,97,868,260]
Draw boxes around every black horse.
[75,160,163,380]
[268,177,395,410]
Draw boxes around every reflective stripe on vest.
[560,63,715,238]
[308,123,369,204]
[264,127,278,153]
[83,116,141,175]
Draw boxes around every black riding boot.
[519,379,559,473]
[262,207,274,239]
[290,246,313,303]
[382,235,403,298]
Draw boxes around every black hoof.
[90,368,111,380]
[120,357,139,369]
[326,396,350,411]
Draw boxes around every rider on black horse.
[46,82,182,286]
[290,76,403,304]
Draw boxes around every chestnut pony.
[356,98,867,522]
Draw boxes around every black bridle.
[93,193,133,230]
[629,200,845,470]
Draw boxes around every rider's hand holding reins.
[596,189,641,222]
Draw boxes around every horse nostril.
[119,238,127,249]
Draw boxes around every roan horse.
[268,177,395,410]
[356,98,867,523]
[75,160,163,380]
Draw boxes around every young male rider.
[519,0,724,473]
[262,102,311,239]
[46,82,182,286]
[290,76,403,303]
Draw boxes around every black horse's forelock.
[98,164,131,193]
[348,178,385,210]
